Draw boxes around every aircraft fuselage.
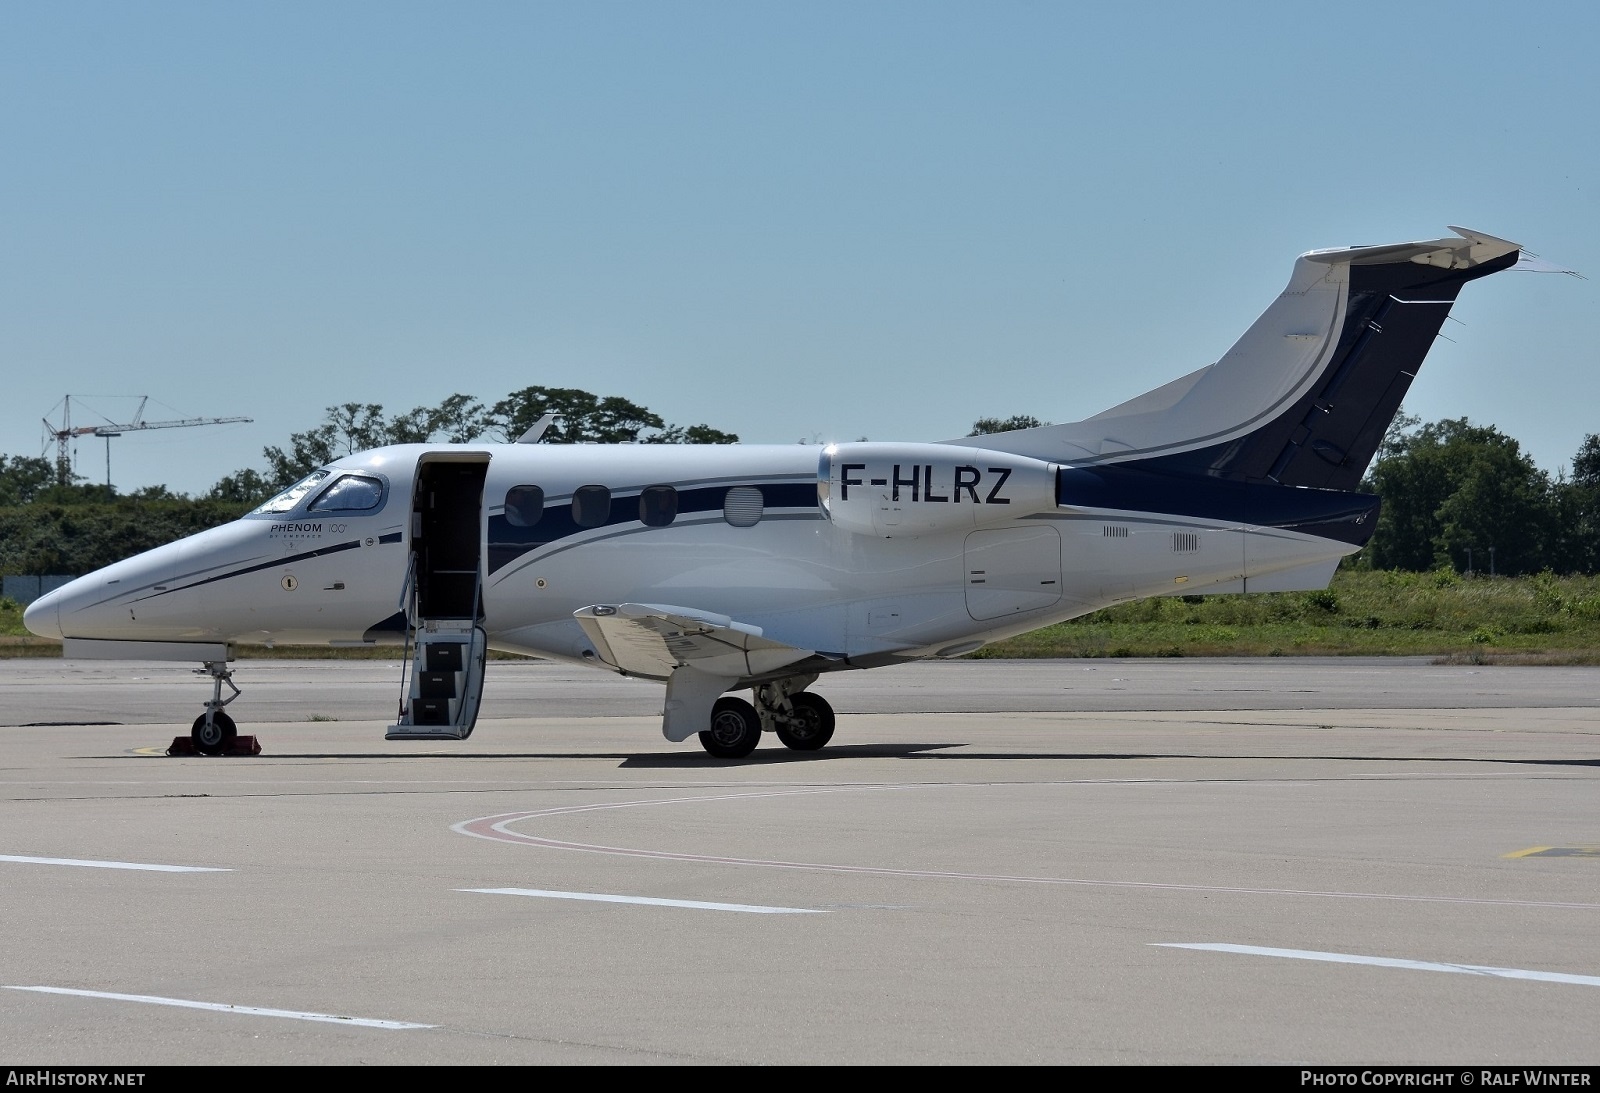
[26,441,1357,674]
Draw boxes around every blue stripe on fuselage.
[138,539,366,601]
[1056,465,1379,546]
[488,481,818,574]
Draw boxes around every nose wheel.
[191,710,238,754]
[171,659,258,756]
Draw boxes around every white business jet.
[24,227,1531,757]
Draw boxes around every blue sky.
[2,2,1594,495]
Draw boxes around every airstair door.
[387,453,490,741]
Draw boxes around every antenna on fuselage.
[515,413,557,444]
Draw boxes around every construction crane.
[42,395,253,490]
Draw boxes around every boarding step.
[386,621,487,740]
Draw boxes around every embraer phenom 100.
[25,228,1537,757]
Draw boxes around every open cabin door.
[386,452,490,741]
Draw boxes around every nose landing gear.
[167,659,260,756]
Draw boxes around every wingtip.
[1446,225,1521,249]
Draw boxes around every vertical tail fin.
[950,227,1522,491]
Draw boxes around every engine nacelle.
[817,442,1058,538]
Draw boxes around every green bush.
[1303,589,1340,614]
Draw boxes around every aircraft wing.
[573,603,815,681]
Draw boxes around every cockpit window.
[252,470,332,515]
[309,474,386,512]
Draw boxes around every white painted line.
[2,985,435,1029]
[1154,943,1600,988]
[456,808,1600,910]
[0,854,229,873]
[461,887,828,915]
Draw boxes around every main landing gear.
[696,679,836,760]
[168,659,260,756]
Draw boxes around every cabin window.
[252,469,331,515]
[504,485,544,528]
[572,485,611,528]
[723,486,763,528]
[309,474,386,513]
[639,485,677,527]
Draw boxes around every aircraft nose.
[22,588,63,641]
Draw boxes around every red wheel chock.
[165,736,263,756]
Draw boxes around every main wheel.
[191,711,237,755]
[775,691,835,751]
[699,697,761,759]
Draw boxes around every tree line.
[213,387,740,504]
[1,394,1596,579]
[0,387,739,576]
[1362,416,1600,576]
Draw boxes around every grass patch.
[0,635,69,658]
[974,570,1600,660]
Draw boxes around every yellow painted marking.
[1504,846,1600,858]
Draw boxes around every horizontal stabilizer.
[574,603,814,681]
